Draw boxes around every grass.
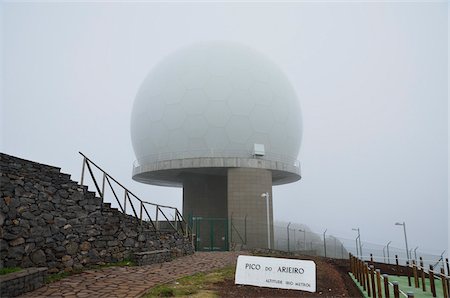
[143,266,235,297]
[350,273,446,298]
[45,259,136,284]
[0,267,21,275]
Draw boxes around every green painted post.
[383,274,390,298]
[393,281,400,298]
[429,265,436,297]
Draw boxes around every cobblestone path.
[21,251,244,298]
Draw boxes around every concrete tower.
[131,42,302,250]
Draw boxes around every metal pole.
[414,246,418,263]
[395,221,409,261]
[287,222,291,252]
[123,190,127,214]
[387,241,392,264]
[403,222,410,261]
[80,157,86,185]
[383,246,386,263]
[323,229,327,258]
[101,172,106,200]
[265,193,271,250]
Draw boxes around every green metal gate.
[191,217,229,251]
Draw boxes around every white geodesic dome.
[131,42,302,167]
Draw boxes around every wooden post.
[420,257,426,291]
[376,269,382,298]
[366,264,372,297]
[355,259,361,282]
[412,260,419,288]
[407,292,414,298]
[429,265,436,297]
[383,274,390,298]
[441,268,448,298]
[362,261,367,291]
[393,281,400,298]
[445,258,450,298]
[395,255,399,275]
[406,261,411,287]
[370,265,377,298]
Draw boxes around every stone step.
[133,249,172,266]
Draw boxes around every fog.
[1,1,448,259]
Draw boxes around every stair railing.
[79,152,190,238]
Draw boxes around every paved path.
[21,252,244,298]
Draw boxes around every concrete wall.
[0,153,193,273]
[228,168,273,249]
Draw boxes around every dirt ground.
[211,253,363,297]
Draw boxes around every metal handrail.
[79,152,191,238]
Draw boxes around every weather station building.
[130,42,302,251]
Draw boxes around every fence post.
[362,261,367,291]
[429,265,436,297]
[101,172,106,200]
[393,281,400,298]
[139,201,143,224]
[370,265,377,298]
[412,260,419,288]
[395,255,399,275]
[80,157,86,185]
[376,269,382,298]
[406,261,411,286]
[155,205,159,230]
[407,292,414,298]
[123,190,127,214]
[420,257,426,291]
[366,264,372,297]
[446,258,450,297]
[441,268,448,298]
[383,274,390,298]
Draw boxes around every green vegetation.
[0,267,21,275]
[350,273,446,298]
[144,266,235,297]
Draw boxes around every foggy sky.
[0,1,448,256]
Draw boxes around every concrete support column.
[228,168,273,249]
[182,173,227,219]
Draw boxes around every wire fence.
[230,218,447,272]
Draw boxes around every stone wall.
[0,153,193,273]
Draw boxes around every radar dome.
[131,42,302,172]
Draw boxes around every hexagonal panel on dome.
[180,66,211,90]
[250,105,275,133]
[181,89,209,115]
[162,104,187,130]
[204,76,232,101]
[227,88,255,116]
[250,81,274,106]
[167,129,189,151]
[226,115,253,144]
[182,115,209,138]
[162,82,186,105]
[205,127,231,149]
[205,101,231,127]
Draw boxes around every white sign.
[235,255,316,292]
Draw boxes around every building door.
[191,217,229,251]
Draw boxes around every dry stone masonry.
[0,153,193,273]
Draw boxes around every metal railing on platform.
[79,152,191,238]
